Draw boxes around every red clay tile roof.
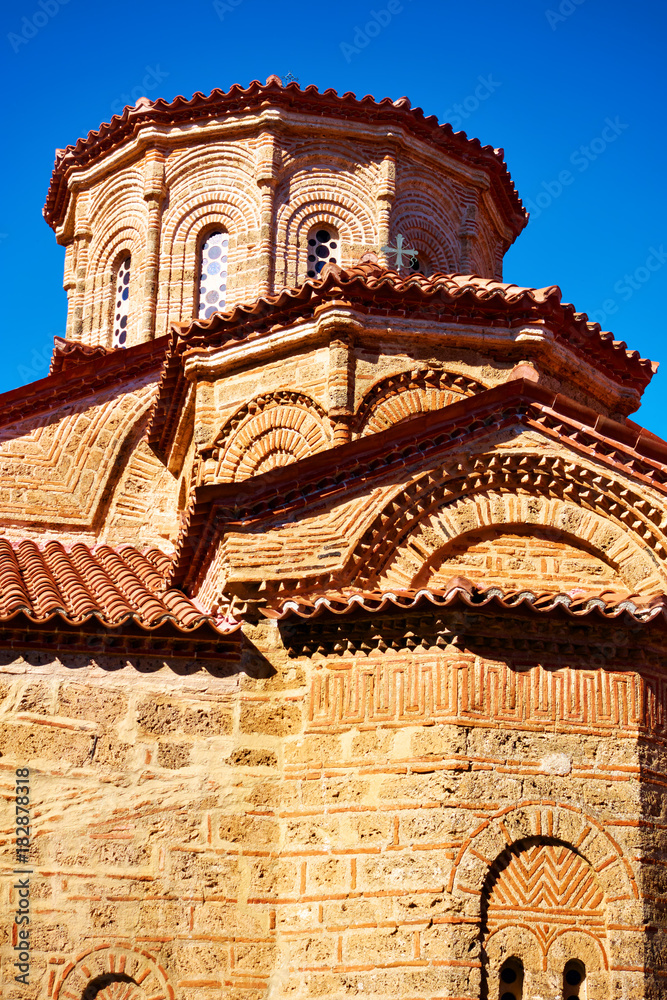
[169,377,667,592]
[263,578,667,627]
[49,336,111,375]
[180,262,655,372]
[44,79,526,236]
[0,539,238,634]
[148,262,655,460]
[0,335,168,430]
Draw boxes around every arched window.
[112,254,131,348]
[499,958,523,1000]
[409,252,431,277]
[307,226,339,278]
[563,960,586,999]
[82,973,138,999]
[198,231,229,319]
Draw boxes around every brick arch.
[388,212,459,273]
[87,224,146,349]
[163,139,258,190]
[160,178,261,321]
[376,492,666,597]
[88,168,145,223]
[276,187,376,245]
[450,801,636,906]
[355,365,486,437]
[161,183,261,248]
[201,391,331,484]
[415,521,625,592]
[275,186,377,288]
[391,172,468,272]
[482,840,608,966]
[0,381,156,531]
[345,452,667,595]
[467,807,626,1000]
[53,944,174,1000]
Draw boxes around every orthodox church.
[2,76,666,999]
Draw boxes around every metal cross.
[380,234,418,269]
[283,71,300,85]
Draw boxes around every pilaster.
[141,148,167,341]
[255,131,278,297]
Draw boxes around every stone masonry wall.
[1,618,660,1000]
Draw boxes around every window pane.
[198,231,229,319]
[112,255,131,348]
[307,227,339,278]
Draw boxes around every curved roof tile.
[0,540,239,633]
[264,579,667,626]
[149,262,655,460]
[44,79,526,235]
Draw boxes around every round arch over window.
[112,254,131,349]
[198,230,229,319]
[307,225,339,278]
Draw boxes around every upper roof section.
[44,77,526,238]
[148,260,656,462]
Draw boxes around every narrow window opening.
[198,231,229,319]
[409,253,431,277]
[112,254,131,348]
[499,958,523,1000]
[563,960,586,999]
[307,226,339,278]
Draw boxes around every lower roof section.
[0,334,167,431]
[0,539,239,641]
[263,577,667,627]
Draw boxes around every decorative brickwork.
[202,391,331,484]
[1,78,667,999]
[51,945,174,1000]
[355,366,485,437]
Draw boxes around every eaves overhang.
[44,79,527,238]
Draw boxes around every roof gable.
[170,377,667,595]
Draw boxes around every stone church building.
[2,77,666,999]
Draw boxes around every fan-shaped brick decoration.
[52,946,173,1000]
[206,392,330,483]
[485,842,605,956]
[356,366,484,437]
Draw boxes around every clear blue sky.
[2,0,665,432]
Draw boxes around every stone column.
[63,242,77,340]
[328,331,354,447]
[255,132,278,297]
[72,227,91,341]
[142,149,167,341]
[376,152,396,266]
[460,200,479,273]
